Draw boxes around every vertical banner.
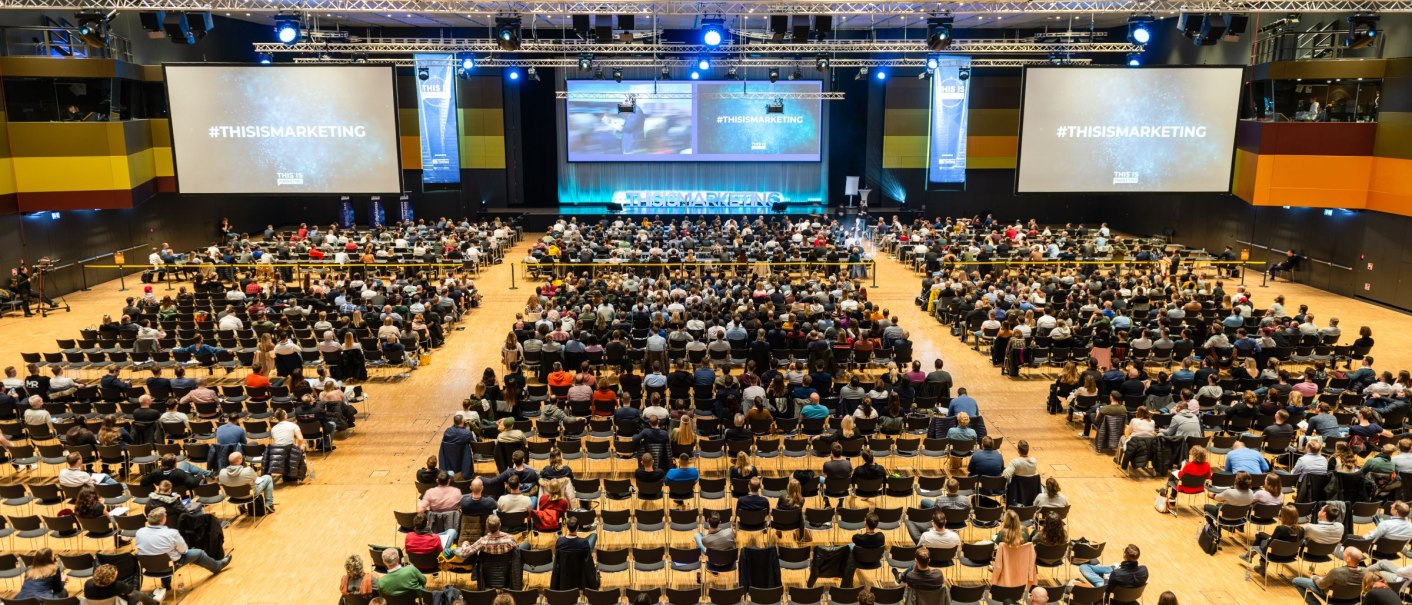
[928,56,972,186]
[370,196,385,228]
[338,196,355,229]
[397,194,414,223]
[414,53,462,189]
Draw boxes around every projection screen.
[1016,66,1243,193]
[165,64,402,194]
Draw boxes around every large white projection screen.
[1016,67,1243,193]
[165,65,402,194]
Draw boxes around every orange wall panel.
[1368,157,1412,215]
[1247,155,1371,209]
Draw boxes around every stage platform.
[558,204,829,216]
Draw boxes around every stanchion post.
[509,262,517,290]
[872,260,878,288]
[79,264,89,292]
[1239,262,1247,287]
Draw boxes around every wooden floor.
[4,234,1412,605]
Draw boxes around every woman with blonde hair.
[502,332,523,370]
[991,509,1037,593]
[256,332,277,375]
[730,451,758,483]
[672,415,698,458]
[339,554,375,597]
[14,548,65,600]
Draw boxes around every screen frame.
[562,79,824,163]
[1013,64,1245,195]
[162,62,405,196]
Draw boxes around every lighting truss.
[292,56,1088,67]
[255,37,1142,54]
[6,0,1411,15]
[554,91,848,100]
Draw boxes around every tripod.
[34,268,69,318]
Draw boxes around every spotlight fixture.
[766,97,784,114]
[461,54,475,71]
[767,68,778,83]
[494,16,521,51]
[697,58,710,71]
[506,67,520,80]
[855,66,868,80]
[577,55,592,71]
[612,68,623,83]
[1127,15,1153,44]
[727,67,740,80]
[593,68,604,80]
[618,94,636,113]
[660,67,671,79]
[815,55,830,71]
[789,68,802,81]
[875,68,887,81]
[528,66,540,81]
[257,53,272,64]
[916,71,928,80]
[273,13,302,45]
[958,66,971,81]
[926,55,939,71]
[926,16,954,51]
[690,70,701,80]
[700,17,726,47]
[1127,52,1142,66]
[75,11,108,48]
[417,66,430,81]
[1347,13,1380,49]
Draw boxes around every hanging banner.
[370,196,386,228]
[414,53,462,188]
[397,194,414,223]
[338,196,355,229]
[928,56,972,185]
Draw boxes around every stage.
[558,203,829,216]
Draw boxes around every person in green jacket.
[374,548,426,597]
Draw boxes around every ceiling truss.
[4,0,1411,14]
[254,38,1144,53]
[290,56,1091,66]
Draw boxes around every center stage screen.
[164,64,402,194]
[565,80,822,162]
[1016,67,1243,193]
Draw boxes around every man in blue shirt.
[1222,310,1245,329]
[947,388,979,418]
[214,415,246,445]
[692,362,717,399]
[799,393,830,419]
[612,397,641,425]
[1224,441,1271,474]
[968,436,1005,478]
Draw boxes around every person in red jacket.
[403,512,458,570]
[532,481,570,532]
[1164,446,1212,509]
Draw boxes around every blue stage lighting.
[461,56,475,70]
[258,54,272,64]
[697,58,710,71]
[690,70,701,80]
[926,56,939,70]
[701,18,726,47]
[875,69,887,80]
[1132,24,1150,43]
[276,24,299,44]
[507,68,520,80]
[1127,53,1142,66]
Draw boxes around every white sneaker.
[152,588,168,601]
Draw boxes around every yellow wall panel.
[400,137,422,170]
[125,148,156,187]
[151,147,174,178]
[968,136,1018,159]
[12,156,129,192]
[462,135,505,169]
